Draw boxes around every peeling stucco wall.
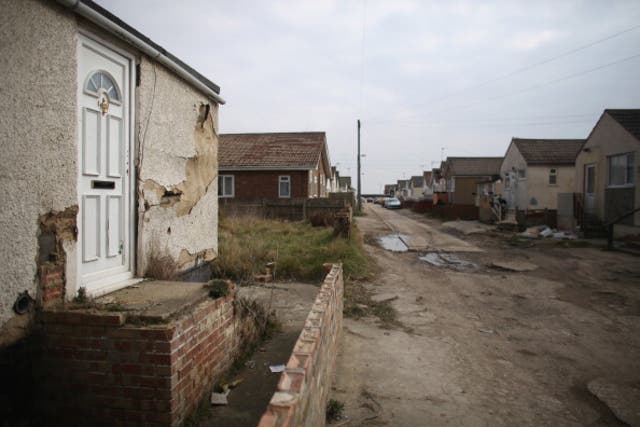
[0,0,78,339]
[137,58,219,275]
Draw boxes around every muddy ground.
[330,204,640,427]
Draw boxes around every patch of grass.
[326,399,345,423]
[343,279,410,332]
[213,215,368,284]
[353,210,367,217]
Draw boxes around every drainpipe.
[56,0,226,105]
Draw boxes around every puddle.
[378,234,409,252]
[419,252,478,271]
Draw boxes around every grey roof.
[606,109,640,141]
[410,175,424,187]
[397,179,409,189]
[444,157,503,176]
[80,0,220,95]
[219,132,327,170]
[512,138,585,165]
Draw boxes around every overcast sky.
[98,0,640,193]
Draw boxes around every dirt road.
[330,204,640,426]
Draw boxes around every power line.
[371,51,640,124]
[365,23,640,123]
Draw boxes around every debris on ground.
[478,328,495,334]
[520,226,577,240]
[490,260,538,272]
[269,364,285,373]
[419,253,478,271]
[587,378,640,427]
[378,234,409,252]
[211,391,230,406]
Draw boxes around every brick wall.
[38,284,259,426]
[221,170,309,200]
[258,263,344,427]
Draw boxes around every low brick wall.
[430,204,479,220]
[258,263,344,427]
[37,284,258,426]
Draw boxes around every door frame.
[76,31,137,297]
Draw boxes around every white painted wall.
[0,0,221,342]
[0,0,77,336]
[576,113,640,225]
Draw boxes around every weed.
[206,279,230,299]
[144,243,178,280]
[326,399,345,422]
[72,287,88,304]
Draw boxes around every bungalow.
[396,179,410,200]
[422,170,434,199]
[384,184,397,196]
[575,109,640,234]
[338,176,353,192]
[501,138,584,210]
[441,157,503,205]
[1,0,224,340]
[2,0,225,424]
[218,132,332,201]
[409,175,425,200]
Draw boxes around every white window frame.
[279,175,291,198]
[607,152,635,188]
[218,175,234,198]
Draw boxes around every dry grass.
[144,243,178,280]
[212,215,368,284]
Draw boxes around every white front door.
[77,35,133,294]
[584,164,596,213]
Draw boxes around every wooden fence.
[219,197,351,223]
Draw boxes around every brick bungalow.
[218,132,332,201]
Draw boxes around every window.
[608,153,634,187]
[504,174,511,188]
[518,168,526,179]
[84,70,121,103]
[279,176,291,198]
[218,175,234,197]
[549,168,557,185]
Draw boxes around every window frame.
[279,175,291,198]
[218,174,234,198]
[549,168,557,185]
[518,168,526,180]
[607,152,635,188]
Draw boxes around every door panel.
[78,35,132,293]
[82,108,101,176]
[107,116,122,178]
[82,195,100,262]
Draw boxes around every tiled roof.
[606,109,640,141]
[445,157,503,176]
[410,175,424,187]
[219,132,326,169]
[512,138,584,165]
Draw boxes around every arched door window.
[84,70,121,104]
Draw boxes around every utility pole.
[357,119,362,212]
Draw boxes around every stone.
[587,378,640,427]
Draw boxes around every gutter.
[56,0,226,105]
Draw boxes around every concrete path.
[330,206,640,427]
[370,204,483,252]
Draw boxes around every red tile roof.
[219,132,328,170]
